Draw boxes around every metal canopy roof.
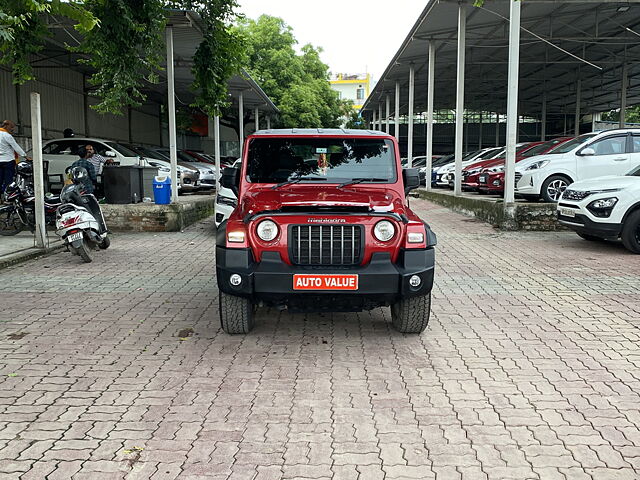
[38,10,277,114]
[362,0,640,119]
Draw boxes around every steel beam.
[30,93,46,249]
[166,27,179,204]
[407,64,415,168]
[504,0,521,205]
[239,91,244,155]
[395,81,400,140]
[575,78,581,136]
[454,4,466,196]
[385,95,390,133]
[620,63,628,127]
[426,41,435,192]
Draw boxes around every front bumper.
[558,212,622,239]
[216,247,435,309]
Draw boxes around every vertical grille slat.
[291,224,361,266]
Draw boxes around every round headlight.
[256,220,278,242]
[374,220,395,242]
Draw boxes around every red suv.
[216,130,436,334]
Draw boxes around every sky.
[237,0,426,83]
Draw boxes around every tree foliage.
[237,15,345,128]
[0,0,97,84]
[602,106,640,124]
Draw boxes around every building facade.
[329,73,371,110]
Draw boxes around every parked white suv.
[557,165,640,253]
[515,129,640,202]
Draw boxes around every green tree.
[237,14,344,129]
[602,106,640,124]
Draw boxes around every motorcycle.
[55,167,110,263]
[0,162,61,236]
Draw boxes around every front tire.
[621,210,640,254]
[99,236,111,249]
[391,293,431,334]
[0,206,23,236]
[219,291,254,334]
[541,175,570,203]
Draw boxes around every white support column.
[426,40,435,192]
[541,92,547,141]
[620,63,628,128]
[214,115,221,192]
[385,95,390,133]
[478,111,483,149]
[378,104,383,132]
[454,5,466,196]
[407,64,415,168]
[495,112,500,146]
[254,107,259,132]
[373,109,377,131]
[504,0,521,205]
[395,81,400,140]
[266,116,271,129]
[30,93,46,249]
[238,92,244,155]
[166,27,179,204]
[574,79,581,136]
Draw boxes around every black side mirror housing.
[402,168,421,195]
[220,167,240,195]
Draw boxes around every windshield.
[105,142,138,157]
[549,133,596,154]
[246,137,397,184]
[521,140,555,157]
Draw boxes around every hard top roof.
[251,129,391,136]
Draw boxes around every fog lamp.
[230,274,242,286]
[409,275,421,287]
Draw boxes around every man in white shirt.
[0,120,29,196]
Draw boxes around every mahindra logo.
[307,218,346,223]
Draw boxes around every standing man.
[84,144,109,175]
[0,120,29,196]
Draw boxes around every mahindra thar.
[216,129,436,334]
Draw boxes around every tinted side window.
[588,136,627,156]
[47,140,82,155]
[632,135,640,153]
[87,141,109,156]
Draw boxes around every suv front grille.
[290,225,363,266]
[562,189,590,201]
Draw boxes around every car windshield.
[548,133,596,154]
[246,137,397,184]
[521,139,560,157]
[105,142,138,157]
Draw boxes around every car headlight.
[374,220,395,242]
[490,165,504,173]
[587,197,618,218]
[256,219,279,241]
[467,168,480,175]
[525,160,550,171]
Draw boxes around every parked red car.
[216,129,436,334]
[477,137,573,195]
[462,143,539,191]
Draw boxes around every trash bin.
[153,176,171,205]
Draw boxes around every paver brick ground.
[0,199,639,479]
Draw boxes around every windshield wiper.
[338,177,388,188]
[271,176,327,190]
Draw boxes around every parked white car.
[557,165,640,253]
[215,159,240,227]
[435,147,503,187]
[515,129,640,202]
[42,138,150,177]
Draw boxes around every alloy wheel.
[546,179,568,201]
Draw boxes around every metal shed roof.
[362,0,640,118]
[38,10,278,114]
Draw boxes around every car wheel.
[391,293,431,334]
[541,175,570,203]
[577,233,603,242]
[219,290,254,334]
[621,210,640,254]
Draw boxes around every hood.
[567,175,640,191]
[240,185,400,214]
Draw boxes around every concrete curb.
[0,243,65,270]
[417,189,566,231]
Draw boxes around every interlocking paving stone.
[0,200,639,479]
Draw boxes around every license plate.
[293,274,358,291]
[478,174,487,183]
[559,207,576,218]
[67,232,83,242]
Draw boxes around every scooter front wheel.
[98,236,110,249]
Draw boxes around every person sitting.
[69,146,97,194]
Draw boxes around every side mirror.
[104,150,117,158]
[402,168,421,195]
[580,147,595,156]
[220,166,240,195]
